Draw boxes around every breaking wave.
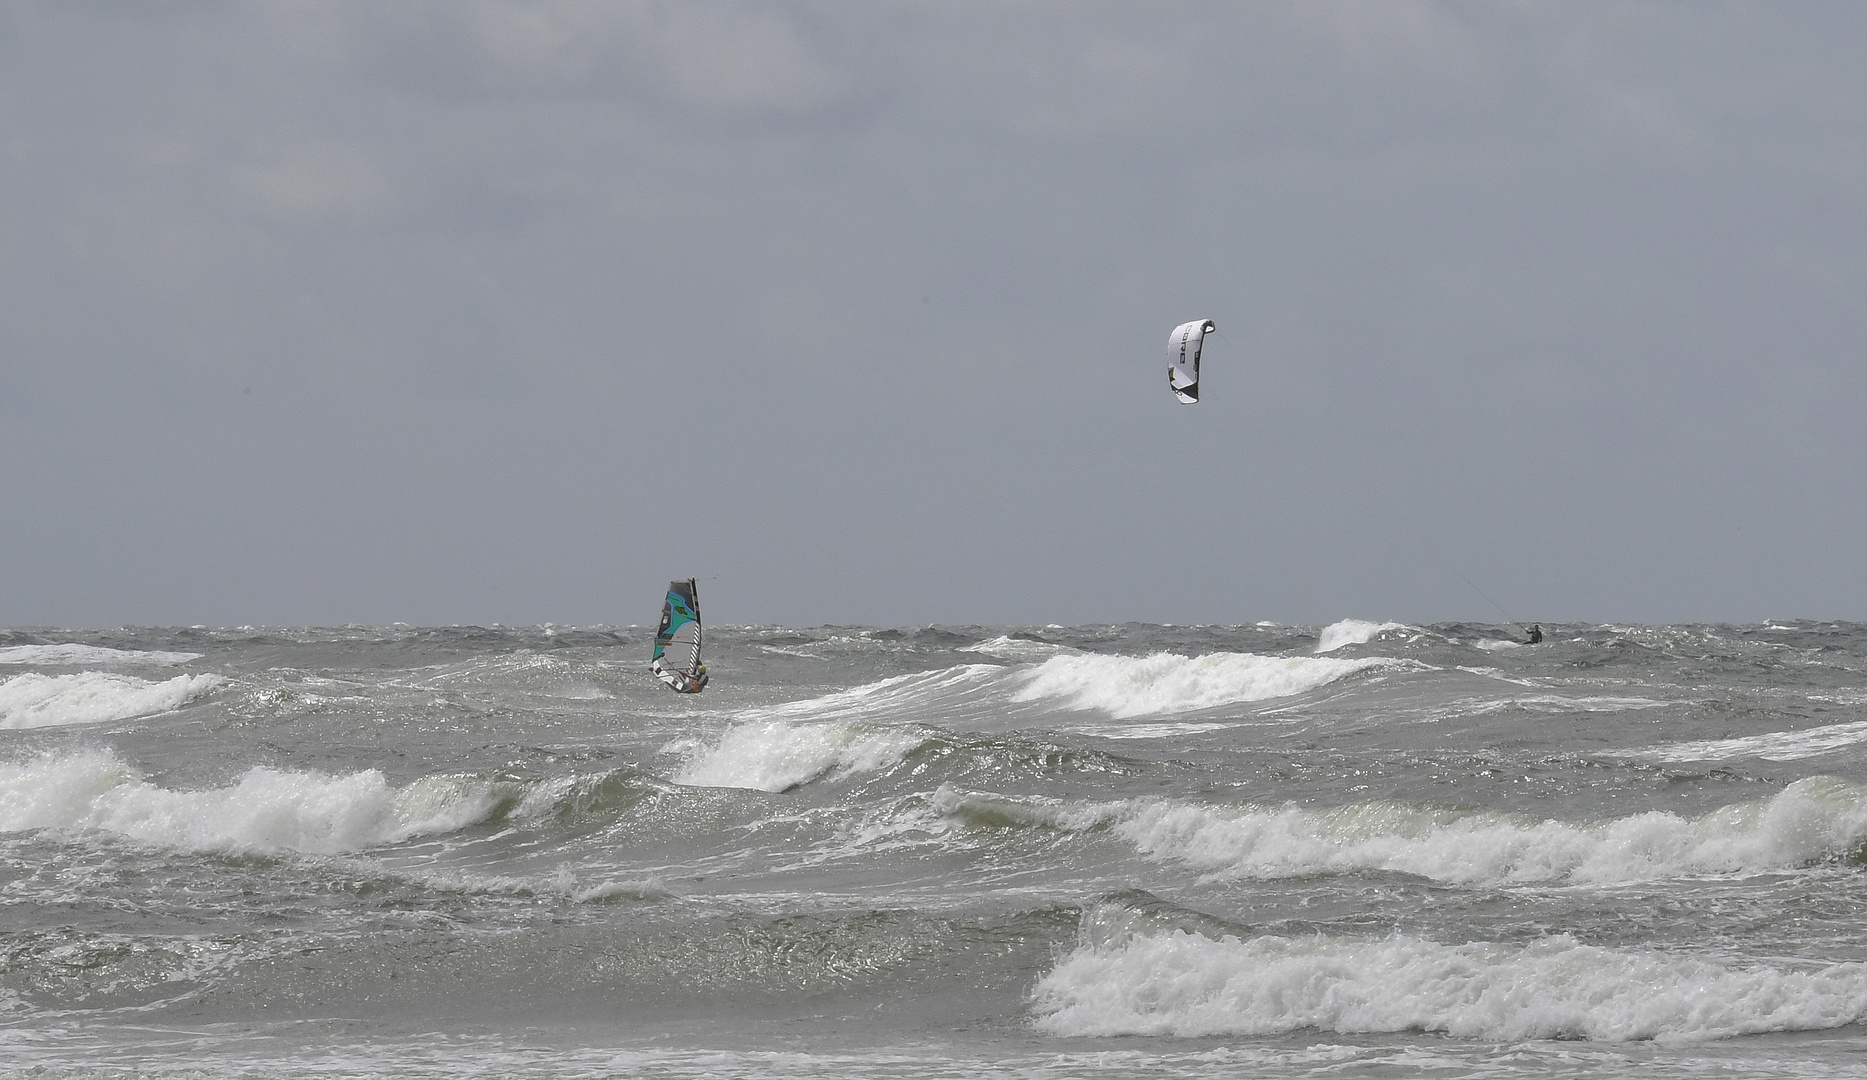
[934,776,1867,885]
[669,650,1431,792]
[670,720,930,792]
[670,651,1421,793]
[751,665,1005,725]
[1011,652,1415,719]
[1033,920,1867,1041]
[1316,619,1412,653]
[0,751,513,854]
[0,644,202,666]
[0,671,223,729]
[960,635,1078,662]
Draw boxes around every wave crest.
[1012,652,1413,719]
[932,776,1867,885]
[0,751,513,854]
[0,644,202,666]
[671,721,930,792]
[1316,619,1412,653]
[1033,922,1867,1041]
[959,635,1078,662]
[0,672,223,729]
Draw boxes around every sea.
[5,619,1867,1078]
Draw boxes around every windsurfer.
[1527,624,1543,644]
[651,578,708,693]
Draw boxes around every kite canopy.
[1167,319,1214,404]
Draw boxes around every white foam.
[750,664,1005,724]
[665,665,1035,792]
[1033,927,1867,1041]
[0,672,223,729]
[1454,666,1545,687]
[670,720,928,792]
[752,643,825,659]
[1012,652,1415,719]
[959,635,1078,662]
[1071,721,1241,740]
[0,751,507,854]
[1316,619,1411,653]
[0,644,202,666]
[937,776,1867,886]
[517,864,672,903]
[1453,694,1671,717]
[1474,638,1522,651]
[1635,721,1867,763]
[570,878,672,904]
[1809,691,1867,706]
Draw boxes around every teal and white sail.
[1167,319,1214,404]
[651,579,707,693]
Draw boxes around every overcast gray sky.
[3,1,1864,628]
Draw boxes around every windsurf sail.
[651,578,708,693]
[1167,318,1214,404]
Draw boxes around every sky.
[3,1,1865,628]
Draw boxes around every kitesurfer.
[1526,624,1543,644]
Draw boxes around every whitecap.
[0,671,223,729]
[1071,721,1242,740]
[669,719,927,793]
[0,644,202,666]
[1033,926,1867,1041]
[0,751,510,854]
[1316,619,1411,654]
[934,775,1867,886]
[1012,651,1417,719]
[1450,694,1671,718]
[745,665,1004,725]
[959,635,1078,662]
[1633,720,1867,763]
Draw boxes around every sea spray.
[1316,619,1413,654]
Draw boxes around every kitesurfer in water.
[1526,624,1543,644]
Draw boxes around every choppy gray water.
[5,620,1867,1078]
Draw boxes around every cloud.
[282,1,847,117]
[6,2,1867,623]
[232,141,393,223]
